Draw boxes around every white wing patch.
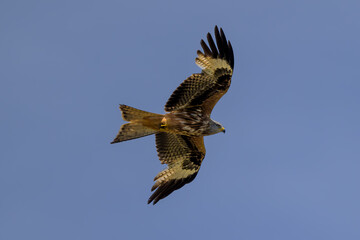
[195,51,232,76]
[151,163,197,191]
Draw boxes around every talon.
[160,117,167,129]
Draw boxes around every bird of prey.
[111,26,234,205]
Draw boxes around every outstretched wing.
[148,132,206,205]
[165,26,234,115]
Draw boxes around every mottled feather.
[148,133,205,204]
[164,26,234,115]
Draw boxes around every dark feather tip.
[198,26,234,69]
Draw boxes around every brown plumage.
[111,26,234,204]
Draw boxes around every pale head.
[206,119,225,135]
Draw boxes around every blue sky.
[1,0,360,239]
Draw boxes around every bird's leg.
[160,117,167,130]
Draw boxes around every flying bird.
[111,26,234,205]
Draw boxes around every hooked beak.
[221,127,226,133]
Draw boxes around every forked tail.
[111,105,163,143]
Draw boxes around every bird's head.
[208,120,225,135]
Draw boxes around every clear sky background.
[1,0,360,239]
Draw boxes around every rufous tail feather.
[111,105,163,143]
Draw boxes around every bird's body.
[111,26,234,204]
[161,107,223,136]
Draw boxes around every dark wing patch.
[148,173,198,205]
[148,133,205,204]
[164,74,213,112]
[164,26,234,114]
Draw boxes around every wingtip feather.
[198,26,234,70]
